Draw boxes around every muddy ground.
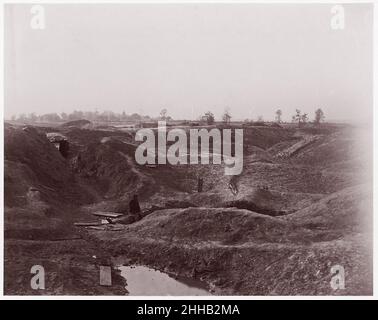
[3,121,373,295]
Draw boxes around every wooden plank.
[92,212,123,218]
[74,221,102,227]
[87,226,106,230]
[99,266,112,286]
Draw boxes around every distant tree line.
[10,110,155,123]
[200,107,326,126]
[290,108,325,127]
[10,107,326,127]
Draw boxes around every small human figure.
[129,194,141,219]
[197,177,203,193]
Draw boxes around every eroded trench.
[68,133,294,294]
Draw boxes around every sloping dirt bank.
[4,122,372,295]
[4,125,127,295]
[88,204,372,295]
[4,236,127,295]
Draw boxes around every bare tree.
[204,111,215,125]
[293,109,301,125]
[159,108,168,120]
[301,113,308,125]
[275,109,282,123]
[293,109,307,127]
[222,108,232,124]
[314,108,325,125]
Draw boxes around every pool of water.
[118,265,211,296]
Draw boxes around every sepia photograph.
[2,1,374,298]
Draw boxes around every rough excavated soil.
[4,122,373,295]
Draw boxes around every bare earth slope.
[4,122,373,295]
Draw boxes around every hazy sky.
[4,3,373,122]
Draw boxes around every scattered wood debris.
[92,212,124,218]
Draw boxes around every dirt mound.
[283,128,364,168]
[120,207,307,245]
[243,127,295,149]
[4,123,372,295]
[283,185,372,234]
[223,200,286,216]
[4,126,91,209]
[219,186,287,214]
[245,146,273,164]
[72,138,153,200]
[71,136,192,206]
[93,207,372,295]
[61,119,92,129]
[275,135,321,159]
[243,187,281,208]
[64,128,134,146]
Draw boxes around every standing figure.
[197,177,203,193]
[129,194,141,220]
